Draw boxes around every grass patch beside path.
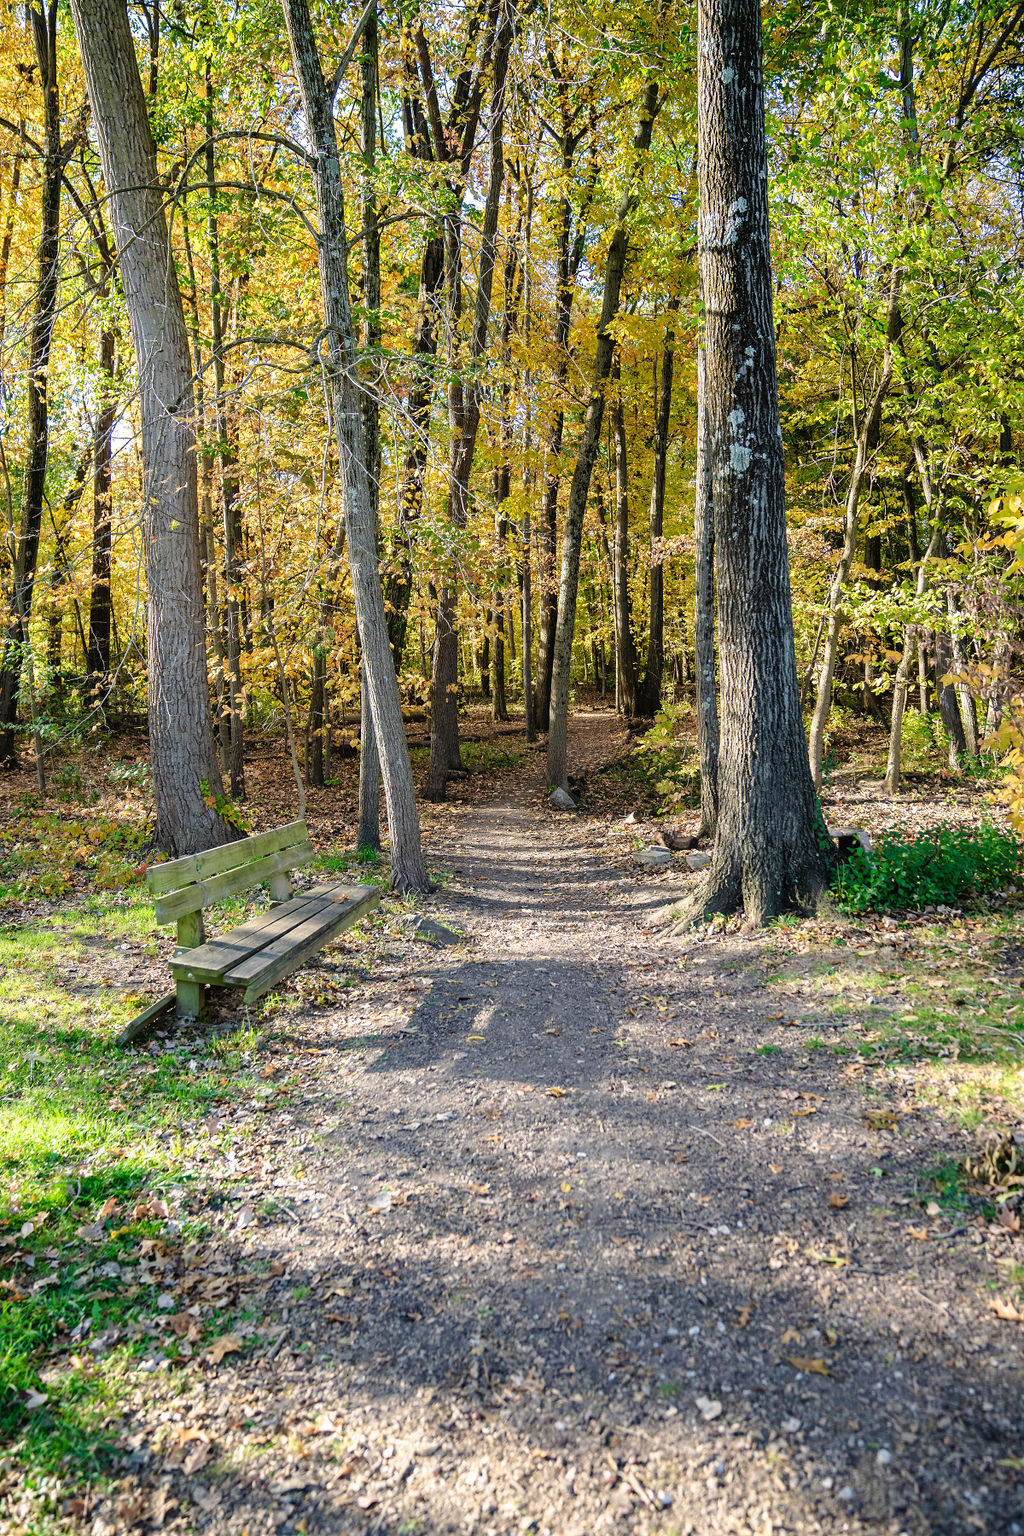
[0,828,380,1510]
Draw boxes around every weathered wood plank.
[152,842,316,923]
[169,890,337,983]
[115,991,176,1047]
[166,881,367,983]
[147,820,309,896]
[229,887,379,1000]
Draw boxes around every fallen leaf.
[736,1306,751,1327]
[988,1297,1024,1322]
[182,1440,211,1474]
[470,1182,491,1196]
[827,1192,850,1209]
[668,1039,693,1048]
[906,1226,930,1241]
[788,1356,829,1376]
[793,1108,817,1117]
[23,1389,48,1409]
[769,1163,783,1174]
[726,1118,753,1129]
[547,1087,567,1097]
[781,1328,801,1345]
[203,1333,243,1364]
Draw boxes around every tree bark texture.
[69,0,233,854]
[546,79,659,791]
[689,0,832,925]
[280,0,428,891]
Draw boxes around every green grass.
[0,845,284,1485]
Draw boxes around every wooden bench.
[117,820,378,1044]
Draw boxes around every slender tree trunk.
[807,271,901,787]
[694,348,719,839]
[884,523,940,793]
[426,5,513,800]
[70,0,232,853]
[546,79,660,792]
[637,301,677,716]
[86,326,116,678]
[280,0,427,891]
[674,0,832,926]
[356,3,383,852]
[0,0,62,766]
[611,380,639,717]
[205,68,245,798]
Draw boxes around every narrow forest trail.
[108,717,1023,1536]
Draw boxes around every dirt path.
[100,716,1023,1536]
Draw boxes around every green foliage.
[900,707,945,773]
[631,702,700,811]
[199,778,250,834]
[833,822,1023,913]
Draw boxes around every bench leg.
[176,978,204,1021]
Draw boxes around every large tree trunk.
[546,79,660,791]
[0,0,62,767]
[280,0,428,891]
[637,302,677,717]
[69,0,232,854]
[675,0,832,926]
[694,348,719,839]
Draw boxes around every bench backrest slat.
[153,841,316,924]
[147,821,309,897]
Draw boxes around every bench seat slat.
[169,892,333,983]
[152,842,315,923]
[227,887,379,999]
[147,820,309,896]
[168,882,373,985]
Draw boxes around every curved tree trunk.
[280,0,427,891]
[674,0,832,926]
[70,0,233,855]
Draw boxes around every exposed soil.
[65,714,1024,1536]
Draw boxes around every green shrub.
[900,707,945,772]
[833,821,1023,912]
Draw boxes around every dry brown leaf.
[988,1297,1024,1322]
[788,1356,830,1376]
[781,1328,801,1344]
[906,1226,930,1241]
[203,1333,243,1364]
[668,1039,693,1048]
[737,1306,751,1327]
[769,1163,783,1174]
[470,1182,491,1196]
[726,1118,753,1129]
[827,1192,850,1209]
[547,1086,567,1097]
